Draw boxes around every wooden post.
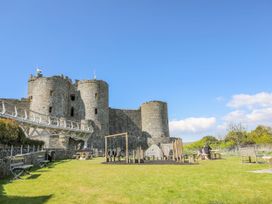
[105,137,108,162]
[138,147,141,164]
[11,145,13,157]
[172,141,175,161]
[27,145,30,153]
[125,132,128,164]
[20,145,23,155]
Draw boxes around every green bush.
[0,118,44,146]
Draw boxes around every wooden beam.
[105,132,128,138]
[125,132,129,164]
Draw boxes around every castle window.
[29,96,33,100]
[49,106,52,113]
[70,107,74,117]
[95,93,98,99]
[50,90,54,96]
[95,108,98,115]
[70,94,75,101]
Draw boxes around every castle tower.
[76,80,109,148]
[28,75,71,117]
[141,101,170,146]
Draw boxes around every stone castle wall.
[0,98,30,111]
[109,108,141,135]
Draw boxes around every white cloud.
[170,117,216,137]
[246,108,272,122]
[227,92,272,109]
[223,92,272,129]
[223,107,272,125]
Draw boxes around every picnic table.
[74,150,92,160]
[210,150,221,160]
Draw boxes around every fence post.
[28,145,30,153]
[20,145,23,155]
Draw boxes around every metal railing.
[0,100,92,133]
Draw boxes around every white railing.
[0,100,92,133]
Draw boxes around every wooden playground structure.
[105,132,129,163]
[104,133,196,164]
[172,139,183,162]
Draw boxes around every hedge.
[0,118,44,146]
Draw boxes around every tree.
[248,125,272,144]
[225,123,249,146]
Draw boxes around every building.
[1,70,171,150]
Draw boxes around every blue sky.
[0,1,272,141]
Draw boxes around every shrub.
[0,118,44,146]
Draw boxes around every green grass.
[1,157,272,204]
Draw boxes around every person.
[203,143,212,159]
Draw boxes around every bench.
[37,155,50,167]
[10,156,33,179]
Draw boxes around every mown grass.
[0,157,272,204]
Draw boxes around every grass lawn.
[0,157,272,204]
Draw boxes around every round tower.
[77,80,109,148]
[28,75,70,117]
[141,101,170,146]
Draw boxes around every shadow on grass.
[35,170,49,173]
[47,159,70,169]
[0,161,72,203]
[25,174,41,180]
[0,179,52,204]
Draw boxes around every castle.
[2,70,171,150]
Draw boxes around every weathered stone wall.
[109,108,146,149]
[109,108,141,135]
[141,101,170,146]
[0,98,30,112]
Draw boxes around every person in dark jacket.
[203,143,212,159]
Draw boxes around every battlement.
[28,74,73,84]
[141,100,167,106]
